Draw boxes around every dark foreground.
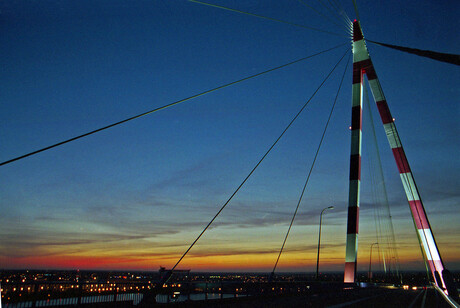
[145,288,453,308]
[4,287,453,308]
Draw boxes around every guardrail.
[433,284,460,308]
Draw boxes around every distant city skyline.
[0,1,459,273]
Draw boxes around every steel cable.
[165,49,350,283]
[0,44,347,167]
[270,52,351,277]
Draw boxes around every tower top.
[353,20,364,42]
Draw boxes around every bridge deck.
[146,288,453,307]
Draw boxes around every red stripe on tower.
[353,65,362,84]
[409,200,430,229]
[427,260,436,274]
[349,155,361,181]
[392,148,411,174]
[346,206,359,234]
[353,59,372,71]
[353,21,363,42]
[351,106,362,130]
[364,65,377,80]
[376,100,393,124]
[344,262,356,282]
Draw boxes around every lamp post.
[316,206,334,280]
[369,242,379,281]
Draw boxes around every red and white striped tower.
[345,20,449,292]
[344,19,366,284]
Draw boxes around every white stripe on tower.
[351,19,447,290]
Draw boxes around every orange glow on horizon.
[2,247,455,272]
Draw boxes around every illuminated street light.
[316,206,334,280]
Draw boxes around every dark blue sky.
[0,1,458,271]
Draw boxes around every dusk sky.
[1,1,459,273]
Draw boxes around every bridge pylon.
[344,20,456,298]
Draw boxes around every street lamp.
[316,206,334,280]
[369,242,379,281]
